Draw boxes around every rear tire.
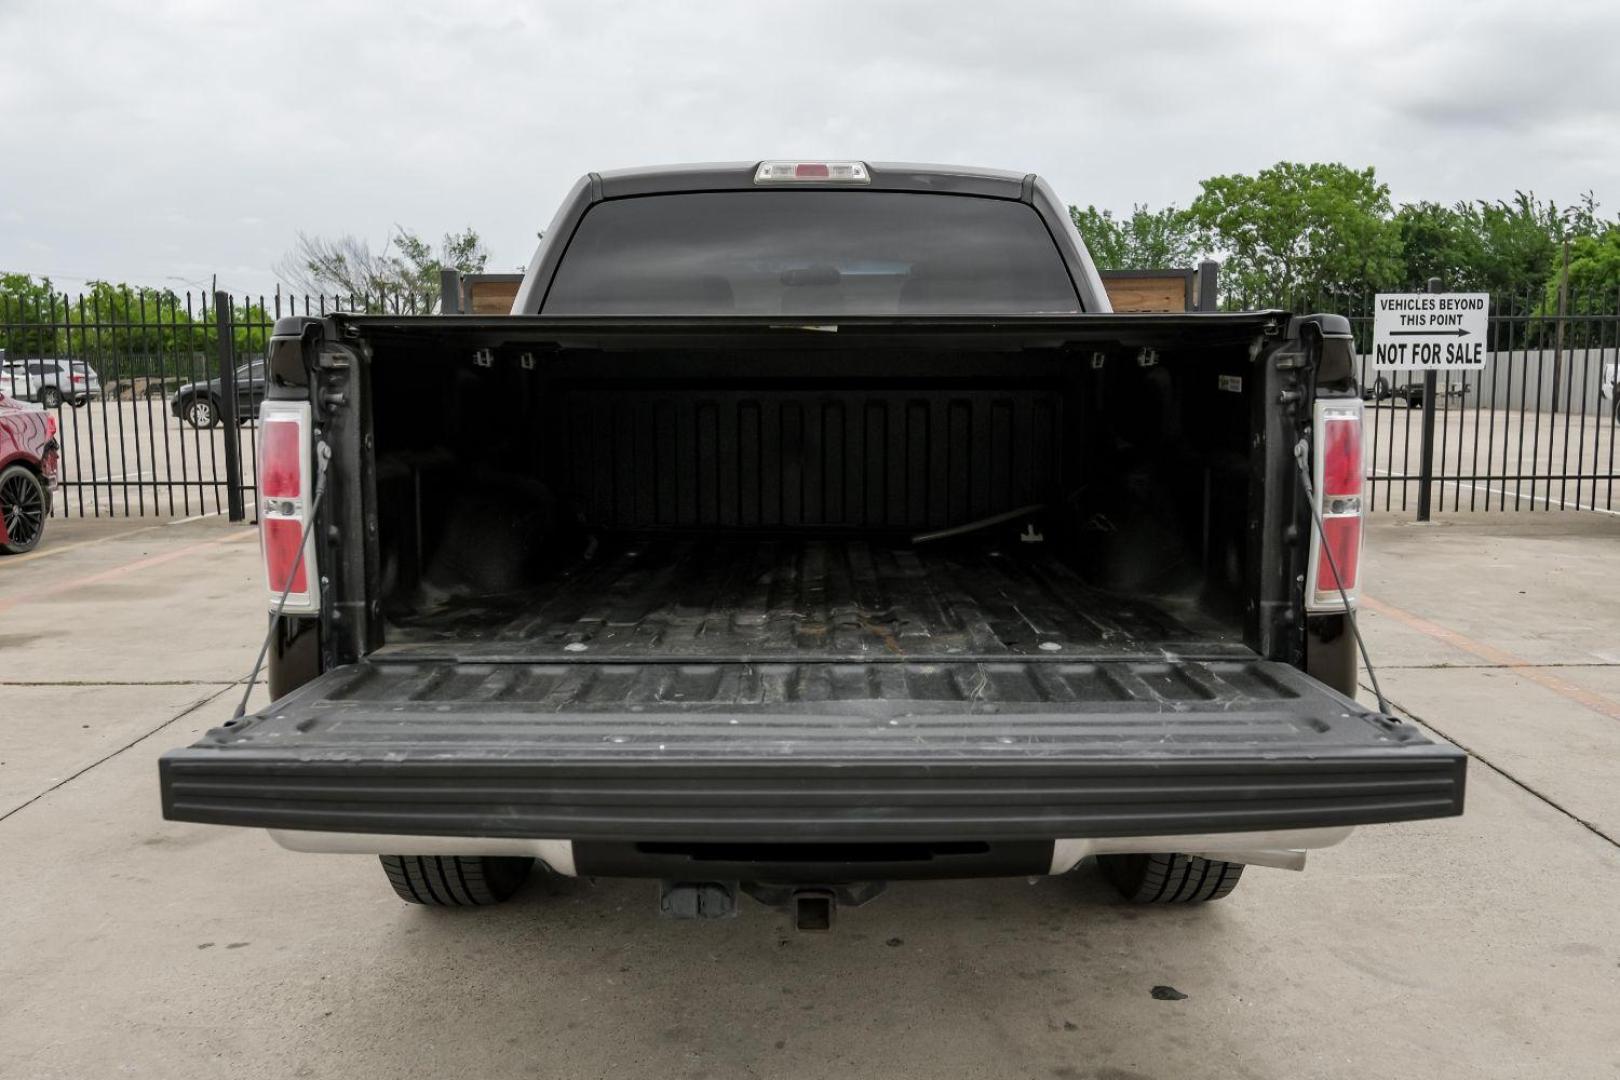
[1098,852,1245,903]
[379,854,533,906]
[0,465,47,555]
[38,386,62,409]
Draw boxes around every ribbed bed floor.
[379,537,1245,663]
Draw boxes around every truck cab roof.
[592,160,1030,199]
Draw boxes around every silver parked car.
[0,356,102,408]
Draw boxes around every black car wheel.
[0,465,47,555]
[184,397,219,428]
[38,386,63,410]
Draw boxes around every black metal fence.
[0,287,424,520]
[1351,290,1619,516]
[1,285,1616,519]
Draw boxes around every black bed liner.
[160,654,1466,843]
[382,539,1247,663]
[163,542,1466,844]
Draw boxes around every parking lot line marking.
[1445,479,1620,516]
[0,682,239,828]
[0,528,255,613]
[1377,660,1620,670]
[0,522,172,566]
[1380,689,1620,850]
[1362,595,1620,723]
[0,679,256,686]
[167,498,257,527]
[1369,468,1620,516]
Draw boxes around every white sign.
[1373,293,1489,369]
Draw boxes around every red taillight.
[257,403,319,614]
[260,418,302,498]
[1308,400,1364,610]
[70,373,86,384]
[1315,514,1361,596]
[1320,413,1363,496]
[45,414,57,440]
[262,518,308,593]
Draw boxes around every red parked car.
[0,389,58,554]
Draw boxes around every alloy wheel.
[1,471,45,551]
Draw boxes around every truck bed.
[164,539,1465,843]
[160,312,1468,852]
[380,537,1247,666]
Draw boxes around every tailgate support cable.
[231,442,332,722]
[1294,441,1390,716]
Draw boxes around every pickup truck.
[160,161,1465,926]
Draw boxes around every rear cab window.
[541,191,1080,316]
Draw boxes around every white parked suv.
[0,356,102,408]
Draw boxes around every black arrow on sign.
[1389,328,1471,337]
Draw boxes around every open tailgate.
[161,657,1465,843]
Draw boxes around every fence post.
[1415,276,1442,522]
[1551,237,1569,416]
[214,290,245,522]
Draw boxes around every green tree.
[1069,204,1202,271]
[228,298,276,357]
[1393,191,1613,300]
[390,228,489,310]
[1395,201,1483,291]
[1540,228,1620,314]
[1561,191,1608,243]
[58,282,202,385]
[3,276,287,386]
[1188,162,1404,310]
[1462,192,1562,297]
[0,273,63,356]
[275,226,489,311]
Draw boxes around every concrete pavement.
[1,512,1618,1079]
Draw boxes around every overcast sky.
[3,0,1618,298]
